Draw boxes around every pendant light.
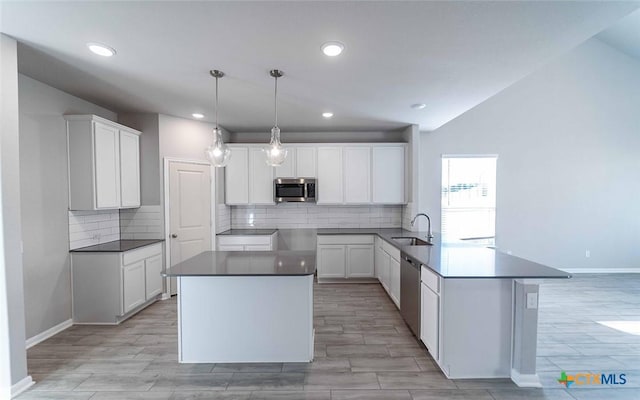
[204,69,231,167]
[263,69,288,166]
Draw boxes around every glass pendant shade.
[205,128,231,167]
[264,69,288,166]
[264,127,288,166]
[205,69,231,167]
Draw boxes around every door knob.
[171,234,178,238]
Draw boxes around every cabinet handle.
[404,257,414,264]
[171,234,178,238]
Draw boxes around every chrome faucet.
[411,213,434,242]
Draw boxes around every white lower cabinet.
[71,242,164,324]
[317,235,374,280]
[421,280,440,361]
[376,238,401,309]
[217,233,277,251]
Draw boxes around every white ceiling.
[2,1,639,132]
[597,8,640,60]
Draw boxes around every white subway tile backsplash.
[68,209,120,250]
[120,205,163,240]
[216,204,231,233]
[230,203,402,229]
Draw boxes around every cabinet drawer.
[122,243,162,266]
[421,265,440,293]
[217,235,272,246]
[317,235,374,245]
[381,240,401,261]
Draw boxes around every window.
[441,156,497,244]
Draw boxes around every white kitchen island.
[163,250,315,363]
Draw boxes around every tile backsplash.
[120,205,163,240]
[231,203,402,229]
[68,210,120,250]
[217,204,231,233]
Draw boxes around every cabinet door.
[122,261,146,314]
[380,250,390,292]
[244,244,272,251]
[372,146,405,204]
[119,130,140,207]
[93,122,121,208]
[374,243,383,281]
[274,147,295,178]
[421,283,440,360]
[218,244,245,251]
[145,254,163,300]
[225,147,249,204]
[249,148,274,204]
[343,147,371,204]
[347,245,374,278]
[389,256,401,308]
[317,245,346,278]
[317,147,343,204]
[296,147,317,178]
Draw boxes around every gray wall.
[0,33,28,388]
[18,74,116,339]
[419,38,640,271]
[118,113,161,205]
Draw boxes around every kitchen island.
[163,250,316,363]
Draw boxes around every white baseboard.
[11,375,34,398]
[511,369,542,388]
[561,268,640,274]
[161,292,172,300]
[26,319,73,349]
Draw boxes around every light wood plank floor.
[17,274,640,399]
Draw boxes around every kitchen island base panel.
[178,275,314,363]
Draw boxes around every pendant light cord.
[215,75,219,130]
[274,74,278,128]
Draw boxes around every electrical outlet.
[526,292,538,309]
[585,250,591,258]
[91,233,101,241]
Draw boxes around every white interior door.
[169,161,212,294]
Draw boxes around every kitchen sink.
[392,237,432,246]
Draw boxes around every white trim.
[441,153,499,159]
[163,158,215,296]
[561,268,640,274]
[511,369,542,388]
[25,319,72,349]
[11,375,34,398]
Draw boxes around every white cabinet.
[376,238,401,309]
[274,146,296,178]
[317,245,347,279]
[317,147,343,204]
[224,147,274,205]
[421,281,440,361]
[249,148,274,204]
[296,147,317,178]
[66,115,141,210]
[217,233,277,251]
[123,260,146,314]
[225,147,249,204]
[317,235,374,280]
[343,147,371,204]
[372,146,405,204]
[71,242,164,324]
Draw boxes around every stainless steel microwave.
[274,178,316,203]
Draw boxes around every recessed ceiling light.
[410,103,427,110]
[87,42,116,57]
[321,41,344,57]
[322,112,334,119]
[192,113,204,119]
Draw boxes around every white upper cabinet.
[343,147,371,204]
[225,146,274,205]
[274,146,296,178]
[317,147,343,204]
[296,147,317,178]
[372,146,405,204]
[225,147,249,204]
[119,130,141,207]
[66,115,141,210]
[249,148,274,204]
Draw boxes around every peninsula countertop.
[163,250,316,277]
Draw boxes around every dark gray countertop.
[217,229,277,236]
[163,250,315,277]
[70,239,164,253]
[316,228,570,279]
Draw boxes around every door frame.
[162,157,217,297]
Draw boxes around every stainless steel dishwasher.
[400,252,420,338]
